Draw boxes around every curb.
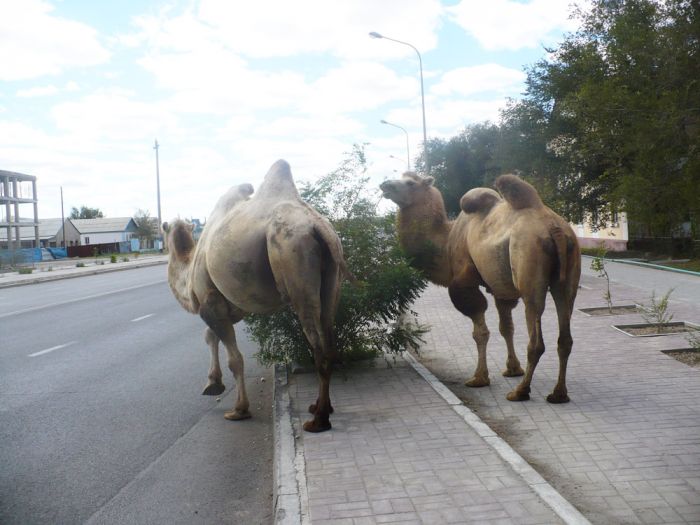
[273,365,309,525]
[0,259,167,289]
[403,352,592,525]
[581,254,700,277]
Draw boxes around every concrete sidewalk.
[278,274,700,524]
[0,254,168,288]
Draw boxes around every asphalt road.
[0,266,274,524]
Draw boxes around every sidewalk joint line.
[403,351,592,525]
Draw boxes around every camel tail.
[550,225,568,283]
[313,222,357,284]
[494,174,544,210]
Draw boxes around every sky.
[1,0,584,223]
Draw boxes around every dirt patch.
[613,322,699,337]
[663,349,700,367]
[579,305,639,316]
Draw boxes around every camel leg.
[506,295,546,402]
[495,298,524,377]
[201,327,226,396]
[546,282,574,404]
[199,295,250,420]
[448,267,490,387]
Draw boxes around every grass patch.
[18,267,33,274]
[664,260,700,272]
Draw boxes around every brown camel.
[380,172,581,403]
[164,159,352,432]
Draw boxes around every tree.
[246,144,428,366]
[133,209,157,241]
[416,123,501,216]
[502,0,700,234]
[70,206,104,219]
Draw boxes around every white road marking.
[29,341,77,358]
[131,313,154,322]
[0,280,166,319]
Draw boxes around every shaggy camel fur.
[164,159,352,432]
[380,172,581,403]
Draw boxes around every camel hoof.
[506,390,530,401]
[202,382,225,396]
[465,376,490,388]
[224,409,251,421]
[303,419,332,433]
[546,392,570,404]
[502,367,525,377]
[308,403,334,414]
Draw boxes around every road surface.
[0,266,273,524]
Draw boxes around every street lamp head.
[369,31,383,39]
[380,119,388,124]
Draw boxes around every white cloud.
[16,85,59,98]
[50,90,180,142]
[431,64,525,97]
[141,0,445,60]
[0,0,110,81]
[448,0,578,51]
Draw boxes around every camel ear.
[162,222,169,233]
[422,176,434,186]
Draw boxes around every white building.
[71,217,138,245]
[572,212,629,252]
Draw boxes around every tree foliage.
[415,124,501,216]
[425,1,699,236]
[246,145,429,366]
[500,0,700,234]
[70,206,104,219]
[133,208,157,240]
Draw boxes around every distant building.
[71,217,138,245]
[572,212,629,252]
[0,218,80,249]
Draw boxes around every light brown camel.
[380,172,581,403]
[164,159,352,432]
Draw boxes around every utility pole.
[60,186,66,248]
[154,139,162,250]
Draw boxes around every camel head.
[163,219,195,261]
[380,172,436,208]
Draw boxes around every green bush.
[247,145,428,367]
[110,254,117,263]
[76,262,85,267]
[18,267,33,274]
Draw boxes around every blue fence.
[0,248,42,265]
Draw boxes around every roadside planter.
[579,304,641,316]
[612,320,700,337]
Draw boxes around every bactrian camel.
[164,159,352,432]
[380,172,581,403]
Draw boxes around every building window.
[85,236,90,244]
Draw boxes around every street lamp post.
[381,119,410,171]
[154,139,162,251]
[370,31,428,173]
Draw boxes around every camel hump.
[460,188,501,214]
[256,159,299,199]
[494,174,543,210]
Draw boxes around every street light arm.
[369,31,428,172]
